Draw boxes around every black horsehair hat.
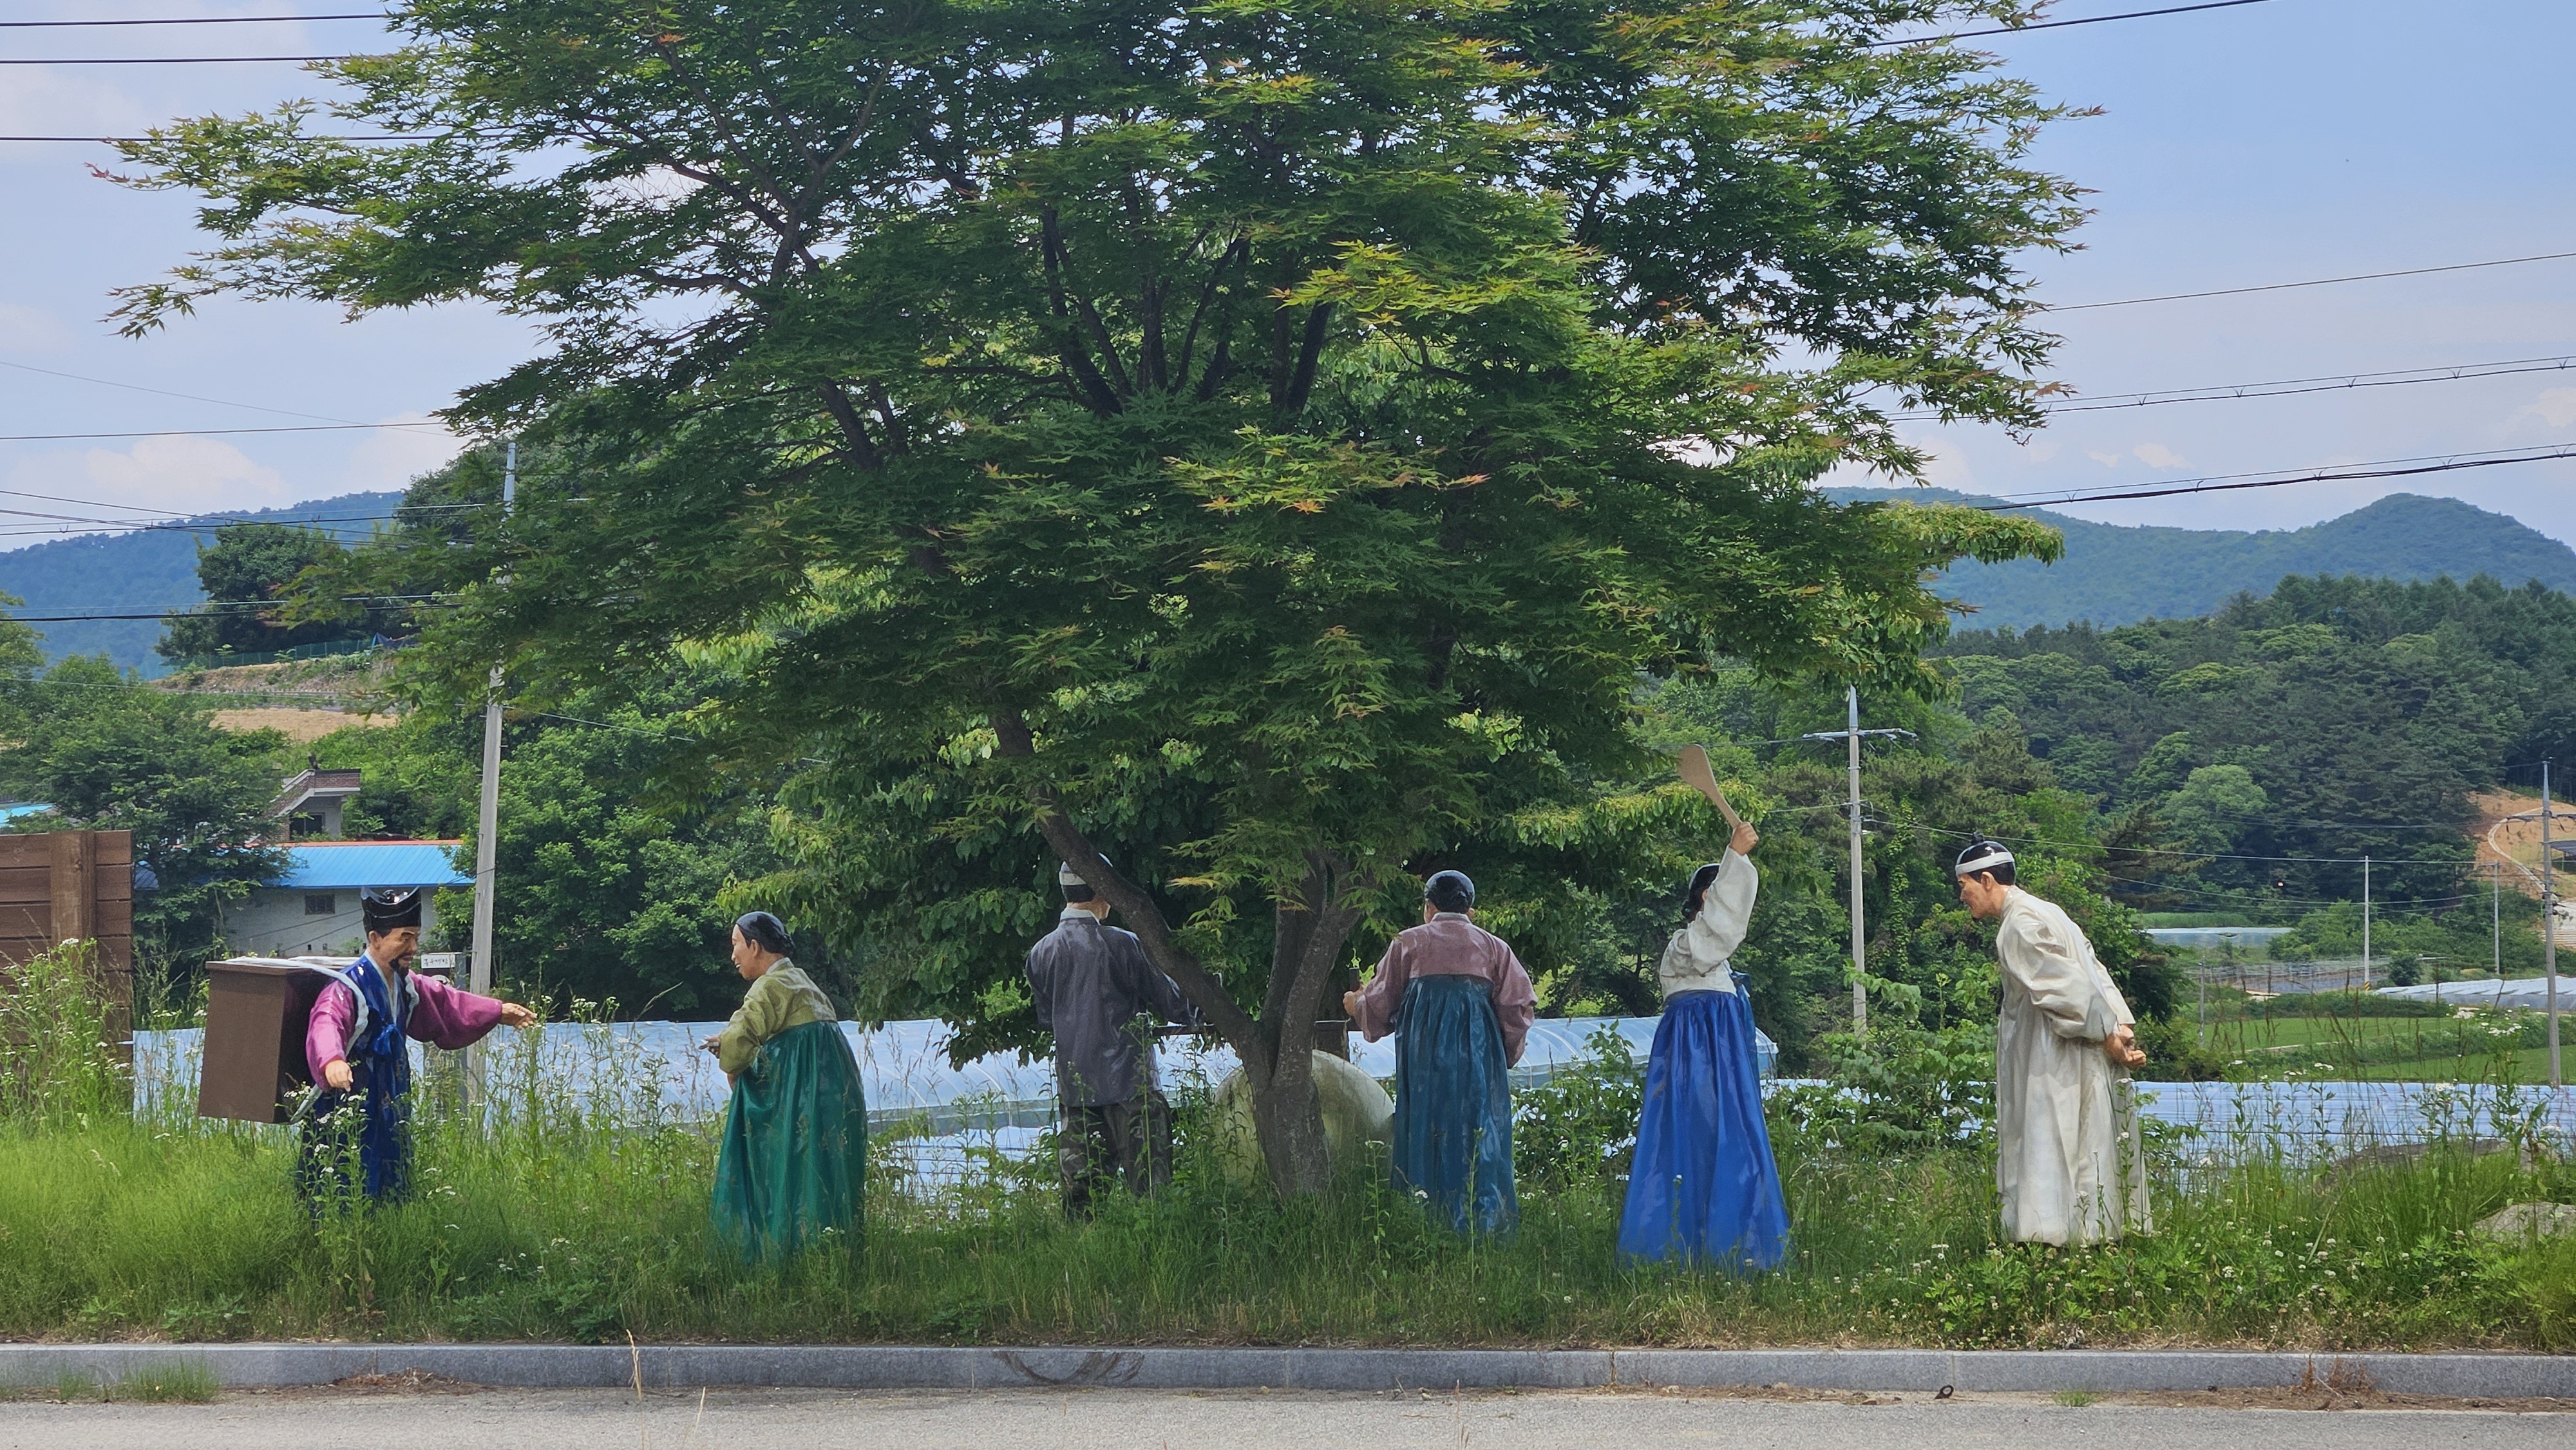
[360,886,424,932]
[1953,839,2016,878]
[1424,870,1475,913]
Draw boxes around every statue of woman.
[701,912,869,1258]
[1616,746,1790,1268]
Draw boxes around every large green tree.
[115,0,2074,1192]
[156,523,354,663]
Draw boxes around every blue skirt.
[1616,988,1789,1268]
[1390,975,1519,1236]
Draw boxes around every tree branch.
[815,384,885,470]
[990,708,1262,1060]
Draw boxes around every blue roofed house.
[220,840,473,958]
[218,765,473,957]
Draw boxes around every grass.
[2049,1388,2098,1406]
[2165,994,2567,1082]
[1,1093,2571,1352]
[26,1364,216,1403]
[4,974,2571,1353]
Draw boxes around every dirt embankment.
[155,656,397,740]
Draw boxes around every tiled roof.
[270,840,471,890]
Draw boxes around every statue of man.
[1953,839,2150,1246]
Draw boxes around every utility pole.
[1800,688,1913,1033]
[1846,686,1864,1033]
[2361,854,2371,992]
[466,442,516,1105]
[2547,761,2561,1089]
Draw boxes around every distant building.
[269,762,365,841]
[220,840,473,959]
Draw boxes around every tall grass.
[0,977,2569,1350]
[0,942,124,1130]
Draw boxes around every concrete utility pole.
[466,442,516,1104]
[2495,860,2504,979]
[2360,854,2371,991]
[1801,688,1913,1033]
[2547,762,2562,1089]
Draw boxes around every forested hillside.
[1832,490,2576,629]
[1940,572,2573,927]
[0,493,401,672]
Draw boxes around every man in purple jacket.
[300,886,535,1207]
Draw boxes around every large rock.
[1204,1051,1396,1189]
[2474,1201,2576,1239]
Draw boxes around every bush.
[1514,1024,1644,1192]
[1789,1024,1996,1154]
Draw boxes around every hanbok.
[1616,849,1790,1268]
[709,962,869,1259]
[1354,913,1535,1236]
[298,952,509,1207]
[1993,889,2149,1246]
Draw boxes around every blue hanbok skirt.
[1616,987,1789,1268]
[1390,975,1519,1236]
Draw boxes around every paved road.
[2,1386,2568,1450]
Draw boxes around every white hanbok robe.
[1993,888,2150,1246]
[1658,849,1757,995]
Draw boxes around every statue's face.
[366,925,420,970]
[1955,873,2011,919]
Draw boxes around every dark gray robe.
[1025,911,1200,1106]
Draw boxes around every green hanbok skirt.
[711,1019,868,1260]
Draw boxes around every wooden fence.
[0,831,135,1064]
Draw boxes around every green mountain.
[0,492,403,673]
[1832,489,2576,629]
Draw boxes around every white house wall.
[222,887,442,959]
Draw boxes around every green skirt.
[711,1019,868,1260]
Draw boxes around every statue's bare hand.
[1730,820,1758,856]
[321,1059,354,1091]
[1343,989,1361,1019]
[498,1002,538,1029]
[2104,1025,2145,1068]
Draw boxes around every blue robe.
[1617,982,1790,1268]
[1390,975,1519,1236]
[296,953,415,1208]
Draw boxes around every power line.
[2050,250,2576,312]
[1893,353,2576,422]
[1863,0,2280,48]
[1899,818,2478,868]
[0,55,360,65]
[0,13,388,25]
[0,133,439,142]
[0,357,366,426]
[0,422,453,442]
[1965,444,2576,511]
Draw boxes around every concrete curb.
[2,1344,2571,1397]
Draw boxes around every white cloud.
[2085,449,2123,467]
[342,413,468,493]
[2515,388,2576,430]
[2132,442,2190,469]
[6,435,290,536]
[0,304,73,355]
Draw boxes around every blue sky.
[3,1,2573,548]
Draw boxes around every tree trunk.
[994,711,1371,1198]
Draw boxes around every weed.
[113,1361,218,1403]
[2050,1388,2098,1407]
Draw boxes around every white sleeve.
[1678,850,1758,968]
[2000,903,2119,1041]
